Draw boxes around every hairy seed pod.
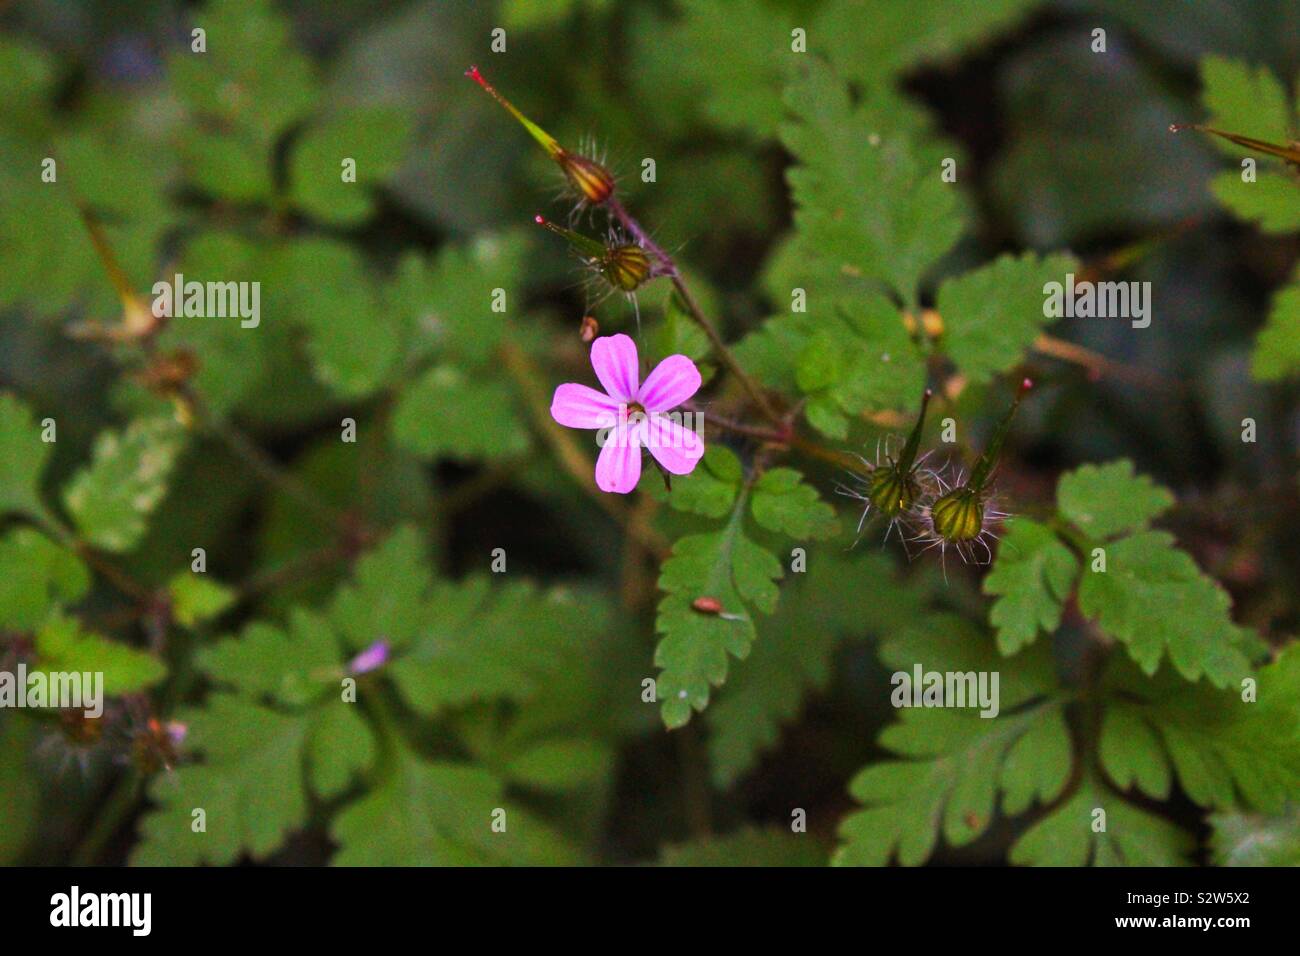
[467,66,616,205]
[601,243,652,292]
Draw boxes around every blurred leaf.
[0,393,51,518]
[289,109,413,225]
[0,528,89,631]
[936,252,1077,385]
[62,416,184,553]
[1252,276,1300,380]
[391,366,530,462]
[33,612,165,694]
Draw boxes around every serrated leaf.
[0,394,51,518]
[391,365,529,462]
[835,617,1070,865]
[1056,460,1175,540]
[1210,171,1300,233]
[937,252,1077,384]
[750,467,838,540]
[782,60,965,307]
[133,695,313,865]
[1077,531,1251,687]
[1009,772,1194,866]
[1100,647,1300,812]
[268,239,398,398]
[650,444,742,518]
[328,526,434,651]
[290,109,412,225]
[707,552,921,787]
[1252,278,1300,381]
[330,742,577,866]
[984,518,1079,655]
[167,572,236,628]
[200,610,339,707]
[62,417,184,553]
[33,613,165,694]
[1199,56,1292,150]
[0,528,88,630]
[654,502,783,729]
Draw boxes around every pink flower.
[550,334,705,494]
[348,638,391,675]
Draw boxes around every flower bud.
[467,66,616,204]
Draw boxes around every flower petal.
[590,334,640,403]
[551,383,620,429]
[641,414,705,475]
[637,354,701,412]
[594,425,642,493]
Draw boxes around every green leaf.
[750,468,839,540]
[33,613,165,694]
[328,526,435,651]
[1009,771,1194,866]
[0,528,88,630]
[307,703,376,800]
[133,695,314,865]
[167,572,236,628]
[500,738,611,791]
[157,232,271,415]
[385,233,529,367]
[817,0,1038,88]
[1077,531,1252,687]
[1199,56,1292,150]
[289,109,412,225]
[200,611,339,707]
[654,501,783,729]
[635,0,803,139]
[1100,647,1300,812]
[781,60,965,307]
[268,239,398,398]
[937,252,1077,384]
[983,518,1079,655]
[707,552,926,787]
[1211,809,1300,866]
[0,394,50,518]
[389,579,608,717]
[62,416,184,552]
[1252,278,1300,381]
[835,617,1070,865]
[1056,460,1175,541]
[1210,172,1300,234]
[391,365,529,462]
[660,827,827,867]
[330,741,577,866]
[651,445,742,518]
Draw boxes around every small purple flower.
[348,639,391,675]
[550,334,705,494]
